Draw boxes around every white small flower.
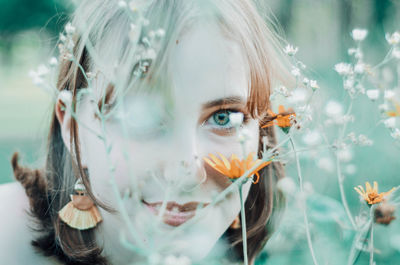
[284,44,298,56]
[49,57,58,66]
[288,88,308,103]
[142,19,150,26]
[65,22,75,35]
[59,33,67,42]
[348,48,363,59]
[145,48,157,60]
[354,63,365,74]
[277,177,297,195]
[351,28,368,41]
[148,30,155,38]
[28,71,43,86]
[379,103,389,112]
[291,67,300,77]
[229,112,244,127]
[358,134,373,146]
[238,128,252,143]
[298,61,306,69]
[384,117,396,129]
[156,28,166,37]
[382,67,394,83]
[310,80,319,90]
[356,84,365,94]
[334,63,352,75]
[384,90,395,100]
[275,85,291,97]
[325,101,343,117]
[302,77,309,85]
[391,128,400,140]
[366,89,380,101]
[348,48,357,55]
[129,23,139,42]
[37,64,49,75]
[386,31,400,45]
[129,1,138,11]
[393,48,400,59]
[317,157,334,173]
[348,132,358,143]
[302,130,321,146]
[28,64,49,86]
[344,78,355,90]
[337,147,353,162]
[338,115,355,124]
[118,0,127,8]
[345,164,357,175]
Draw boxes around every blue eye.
[206,109,246,133]
[213,110,231,126]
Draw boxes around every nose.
[161,126,206,191]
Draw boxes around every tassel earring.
[230,215,241,229]
[59,178,102,230]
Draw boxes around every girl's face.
[61,23,260,261]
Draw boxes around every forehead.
[89,22,249,111]
[169,22,249,107]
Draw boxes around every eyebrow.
[201,96,246,110]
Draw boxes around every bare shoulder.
[0,182,60,265]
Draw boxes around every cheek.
[198,119,260,160]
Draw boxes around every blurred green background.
[0,0,399,264]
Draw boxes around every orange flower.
[262,105,296,132]
[203,152,271,184]
[387,102,400,117]
[354,181,396,205]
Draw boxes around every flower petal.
[366,182,372,193]
[354,187,365,197]
[217,153,231,171]
[357,185,365,194]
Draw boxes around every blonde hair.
[13,0,290,264]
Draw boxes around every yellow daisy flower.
[203,152,271,184]
[262,105,296,133]
[354,181,396,205]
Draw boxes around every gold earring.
[58,178,102,230]
[230,215,241,229]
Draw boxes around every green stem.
[239,185,248,265]
[346,219,372,265]
[369,206,374,265]
[289,137,319,265]
[335,99,357,230]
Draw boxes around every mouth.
[141,199,210,227]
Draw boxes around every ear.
[55,90,73,152]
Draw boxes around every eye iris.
[213,111,230,126]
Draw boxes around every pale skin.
[0,22,260,264]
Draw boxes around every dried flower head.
[374,202,396,225]
[354,181,396,205]
[203,153,271,184]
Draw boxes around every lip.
[142,200,209,227]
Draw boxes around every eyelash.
[204,108,249,134]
